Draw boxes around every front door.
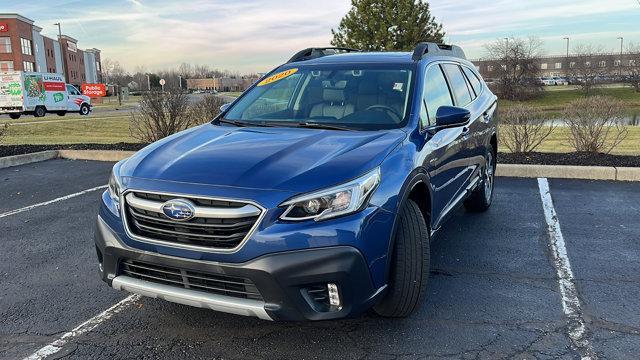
[66,84,82,111]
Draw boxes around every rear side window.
[462,66,482,96]
[442,64,472,106]
[421,65,453,127]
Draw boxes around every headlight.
[108,171,122,206]
[280,168,380,221]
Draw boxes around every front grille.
[123,191,262,250]
[120,259,263,301]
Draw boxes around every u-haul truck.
[0,71,92,119]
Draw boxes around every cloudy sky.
[7,0,640,73]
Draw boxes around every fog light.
[327,283,341,307]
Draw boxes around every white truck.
[0,71,92,119]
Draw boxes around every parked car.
[552,77,568,86]
[539,77,556,86]
[96,43,498,321]
[0,71,92,119]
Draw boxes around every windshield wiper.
[217,118,248,127]
[217,119,276,128]
[294,122,352,131]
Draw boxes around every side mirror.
[435,106,470,128]
[220,103,231,113]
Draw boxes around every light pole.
[563,37,570,58]
[563,37,569,76]
[617,37,624,76]
[178,75,183,90]
[53,22,65,77]
[146,74,150,91]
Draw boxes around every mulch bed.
[0,143,147,158]
[498,152,640,168]
[1,144,639,168]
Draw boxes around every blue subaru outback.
[96,43,498,321]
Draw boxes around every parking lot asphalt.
[1,159,639,359]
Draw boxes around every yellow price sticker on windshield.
[257,68,298,86]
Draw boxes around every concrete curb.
[497,164,640,182]
[0,150,133,169]
[57,150,135,162]
[1,151,639,182]
[0,150,58,169]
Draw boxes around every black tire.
[464,145,496,212]
[34,106,46,118]
[9,113,20,119]
[56,111,67,116]
[374,199,430,318]
[79,104,90,115]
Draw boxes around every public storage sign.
[82,83,106,97]
[0,23,8,32]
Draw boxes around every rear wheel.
[34,106,46,118]
[464,145,495,212]
[374,199,430,318]
[79,104,90,115]
[9,113,20,119]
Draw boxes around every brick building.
[472,52,639,79]
[0,13,102,87]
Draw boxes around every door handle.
[482,113,491,122]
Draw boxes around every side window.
[462,66,482,97]
[66,85,77,95]
[421,65,453,127]
[442,64,473,106]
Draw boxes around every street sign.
[159,79,165,86]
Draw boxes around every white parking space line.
[0,185,107,219]
[537,178,595,360]
[23,294,141,360]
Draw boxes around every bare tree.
[567,44,608,94]
[130,91,192,143]
[484,36,544,100]
[625,43,640,92]
[189,95,227,124]
[563,96,628,153]
[101,58,130,86]
[178,62,194,78]
[499,105,554,153]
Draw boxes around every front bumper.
[95,216,385,321]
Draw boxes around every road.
[1,159,639,359]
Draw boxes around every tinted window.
[422,65,453,127]
[462,66,482,96]
[442,64,472,106]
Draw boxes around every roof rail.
[287,47,361,63]
[412,42,466,61]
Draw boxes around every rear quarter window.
[462,66,482,96]
[442,64,472,106]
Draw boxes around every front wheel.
[79,104,90,116]
[34,106,46,118]
[464,145,496,212]
[374,199,430,318]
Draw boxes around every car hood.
[120,124,406,194]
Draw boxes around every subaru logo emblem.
[161,199,196,221]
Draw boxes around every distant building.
[186,77,258,92]
[0,13,102,87]
[471,52,638,79]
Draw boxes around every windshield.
[224,64,414,130]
